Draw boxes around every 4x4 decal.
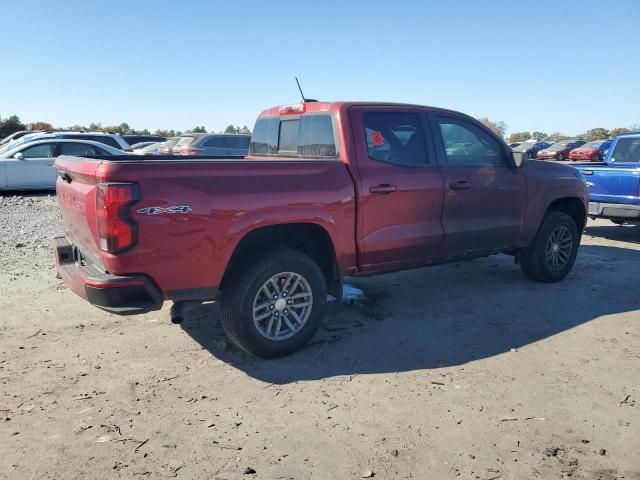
[137,205,192,215]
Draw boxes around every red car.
[537,140,585,161]
[53,101,588,357]
[569,139,612,161]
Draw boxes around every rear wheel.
[520,211,579,283]
[220,249,327,358]
[557,153,564,161]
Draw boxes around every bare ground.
[0,194,639,479]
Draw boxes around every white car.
[0,139,125,191]
[132,142,162,155]
[0,131,131,155]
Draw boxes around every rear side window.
[363,111,428,166]
[437,116,507,167]
[66,134,121,150]
[203,136,225,148]
[249,115,336,158]
[60,143,107,156]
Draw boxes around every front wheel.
[520,211,579,283]
[220,249,327,358]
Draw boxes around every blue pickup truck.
[573,133,640,225]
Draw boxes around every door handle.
[449,179,472,190]
[369,184,397,194]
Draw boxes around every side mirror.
[512,151,526,167]
[13,152,24,160]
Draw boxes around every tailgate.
[575,164,640,205]
[54,156,103,263]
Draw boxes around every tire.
[520,211,579,283]
[220,249,327,358]
[557,153,564,161]
[611,219,625,225]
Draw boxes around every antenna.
[295,76,306,102]
[295,77,318,103]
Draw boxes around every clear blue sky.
[1,0,638,136]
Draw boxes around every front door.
[350,106,445,271]
[431,113,526,255]
[6,142,57,189]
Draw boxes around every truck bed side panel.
[57,158,356,299]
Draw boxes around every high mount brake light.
[96,183,140,254]
[279,103,305,115]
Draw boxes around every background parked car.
[122,134,166,146]
[512,140,552,159]
[133,142,163,155]
[158,137,180,154]
[0,130,43,146]
[0,139,125,190]
[0,131,132,152]
[129,141,158,150]
[569,139,612,161]
[536,140,585,161]
[172,134,251,156]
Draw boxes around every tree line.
[479,117,639,143]
[0,114,251,139]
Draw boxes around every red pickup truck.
[53,101,588,358]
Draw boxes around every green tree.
[478,118,506,138]
[240,125,252,135]
[508,131,531,143]
[89,122,103,131]
[118,122,131,135]
[548,132,571,142]
[0,115,27,139]
[609,127,631,138]
[583,128,609,142]
[531,131,547,141]
[190,126,207,133]
[224,125,237,134]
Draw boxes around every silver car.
[172,134,250,156]
[0,139,124,190]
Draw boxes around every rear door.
[6,142,58,189]
[431,113,526,255]
[350,106,445,270]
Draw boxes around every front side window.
[363,111,428,166]
[610,137,640,163]
[21,143,54,158]
[437,117,507,167]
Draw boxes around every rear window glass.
[278,120,299,153]
[174,136,196,148]
[249,115,336,158]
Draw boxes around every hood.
[525,158,585,179]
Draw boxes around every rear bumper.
[53,236,163,315]
[588,202,640,219]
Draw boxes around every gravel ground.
[1,193,639,480]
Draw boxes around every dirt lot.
[0,193,639,480]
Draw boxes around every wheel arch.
[546,197,587,233]
[221,222,342,300]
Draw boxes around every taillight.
[182,147,203,155]
[279,103,305,115]
[96,183,140,254]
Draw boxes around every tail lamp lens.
[96,183,140,253]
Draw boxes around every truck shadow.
[180,244,639,384]
[585,223,640,244]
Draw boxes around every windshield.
[546,142,569,151]
[0,133,42,154]
[611,137,640,163]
